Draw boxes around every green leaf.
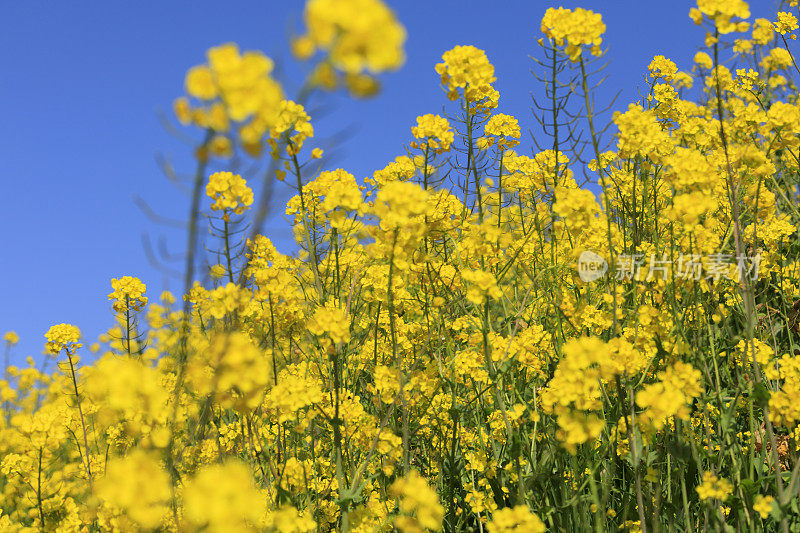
[752,382,771,408]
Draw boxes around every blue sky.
[0,0,775,364]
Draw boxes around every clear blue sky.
[0,1,775,364]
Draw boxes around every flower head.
[179,42,284,155]
[296,0,406,75]
[775,12,799,36]
[754,495,775,519]
[389,470,444,532]
[206,171,254,217]
[269,100,314,155]
[690,0,751,33]
[3,331,18,346]
[541,7,605,61]
[411,114,454,153]
[182,462,266,531]
[483,113,521,150]
[187,331,273,412]
[108,276,148,313]
[307,305,350,344]
[488,505,546,533]
[696,472,733,501]
[435,45,498,112]
[45,323,81,354]
[96,451,171,529]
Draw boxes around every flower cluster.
[3,331,18,345]
[293,0,405,97]
[107,276,148,313]
[410,114,454,153]
[389,470,444,532]
[481,113,521,150]
[187,331,273,412]
[307,304,350,344]
[177,43,285,157]
[435,45,498,112]
[488,505,546,533]
[541,6,605,61]
[44,323,81,354]
[269,100,314,155]
[636,361,703,429]
[775,11,799,37]
[690,0,751,33]
[696,472,733,501]
[206,171,254,217]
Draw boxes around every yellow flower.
[209,264,227,279]
[187,331,273,413]
[435,45,498,112]
[96,451,171,529]
[181,42,284,147]
[461,268,502,305]
[389,470,444,532]
[206,171,254,216]
[298,0,406,74]
[488,505,546,533]
[173,96,192,125]
[753,18,775,44]
[368,155,417,188]
[694,0,751,34]
[345,72,380,98]
[209,135,234,158]
[696,472,733,501]
[44,323,81,354]
[753,495,774,519]
[291,35,315,60]
[3,331,18,346]
[183,462,266,532]
[636,361,703,430]
[649,55,678,82]
[485,113,521,149]
[310,62,338,90]
[265,362,325,423]
[307,304,351,344]
[372,180,430,232]
[108,276,148,313]
[271,100,314,153]
[775,12,799,35]
[541,7,605,61]
[266,505,316,532]
[613,103,674,161]
[694,51,714,69]
[185,65,217,100]
[410,114,454,154]
[83,354,170,443]
[315,169,363,216]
